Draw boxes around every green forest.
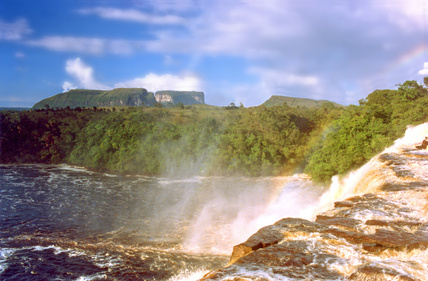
[1,80,427,182]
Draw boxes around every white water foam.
[182,175,322,255]
[196,122,428,254]
[168,268,210,281]
[389,122,428,151]
[315,122,428,215]
[229,174,322,244]
[0,248,18,274]
[76,273,109,281]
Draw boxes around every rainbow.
[382,43,428,77]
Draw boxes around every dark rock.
[370,228,428,250]
[273,217,327,233]
[378,153,406,166]
[380,181,428,192]
[235,241,314,266]
[323,226,428,253]
[322,228,379,247]
[204,242,344,280]
[228,224,284,265]
[349,264,417,281]
[315,215,361,230]
[334,201,355,208]
[365,219,422,230]
[228,218,327,265]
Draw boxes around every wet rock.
[370,228,428,250]
[203,242,344,281]
[365,219,422,229]
[315,215,361,230]
[273,217,327,233]
[238,242,343,280]
[393,168,415,178]
[346,193,379,202]
[377,153,416,177]
[227,224,284,265]
[349,264,417,281]
[380,181,428,192]
[322,225,428,253]
[378,153,406,166]
[321,228,378,247]
[235,241,314,266]
[334,201,355,208]
[228,218,326,265]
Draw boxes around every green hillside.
[32,88,157,109]
[262,95,345,108]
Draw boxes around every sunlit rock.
[201,124,428,280]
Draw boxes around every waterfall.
[317,122,428,215]
[201,122,428,280]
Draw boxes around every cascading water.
[201,122,428,280]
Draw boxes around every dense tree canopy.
[304,81,428,181]
[1,80,427,182]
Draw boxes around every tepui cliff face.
[154,90,205,105]
[32,88,205,109]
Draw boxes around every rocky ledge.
[201,149,428,280]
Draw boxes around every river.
[0,164,321,280]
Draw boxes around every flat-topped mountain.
[262,95,345,108]
[32,88,205,109]
[155,90,204,105]
[32,88,342,110]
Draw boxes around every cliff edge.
[155,90,204,105]
[201,144,428,280]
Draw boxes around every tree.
[397,80,426,101]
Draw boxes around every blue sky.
[1,0,428,107]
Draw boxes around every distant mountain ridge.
[262,95,345,108]
[31,88,343,110]
[32,88,205,109]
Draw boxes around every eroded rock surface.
[201,148,428,280]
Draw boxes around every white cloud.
[138,0,202,13]
[141,0,428,105]
[62,58,202,93]
[418,62,428,75]
[64,58,110,90]
[114,73,202,92]
[26,36,142,55]
[28,36,104,54]
[62,81,77,92]
[0,18,32,40]
[78,7,185,25]
[381,0,427,31]
[31,1,427,106]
